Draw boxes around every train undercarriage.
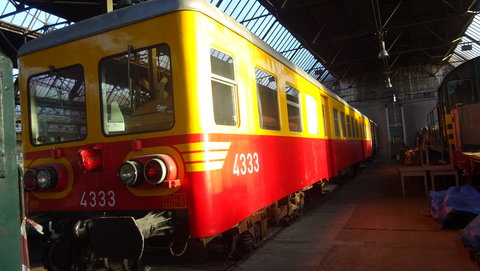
[28,186,313,270]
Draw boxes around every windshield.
[28,65,87,145]
[100,43,174,135]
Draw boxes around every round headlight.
[118,160,142,186]
[144,158,168,185]
[36,167,58,190]
[23,168,38,191]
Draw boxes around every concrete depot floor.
[229,159,478,271]
[31,158,478,271]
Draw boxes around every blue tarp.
[429,184,480,228]
[461,215,480,250]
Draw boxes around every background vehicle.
[426,57,480,181]
[18,0,376,269]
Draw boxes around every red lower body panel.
[24,133,371,238]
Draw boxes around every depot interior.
[2,0,480,269]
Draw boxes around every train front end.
[18,3,201,269]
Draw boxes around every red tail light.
[144,158,168,185]
[119,154,178,187]
[23,168,38,191]
[23,164,67,191]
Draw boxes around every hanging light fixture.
[385,77,393,88]
[378,39,389,59]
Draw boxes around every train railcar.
[18,0,375,269]
[427,57,480,180]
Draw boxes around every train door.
[320,95,334,179]
[359,118,366,158]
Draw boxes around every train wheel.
[223,230,240,263]
[44,238,83,271]
[253,223,263,247]
[238,231,254,252]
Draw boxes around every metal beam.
[0,5,32,20]
[313,14,471,47]
[330,42,454,68]
[441,0,460,13]
[0,20,41,38]
[382,0,403,29]
[422,24,446,43]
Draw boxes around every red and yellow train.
[19,0,376,269]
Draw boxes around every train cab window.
[100,44,174,135]
[340,112,346,137]
[28,65,86,145]
[255,68,280,130]
[305,94,318,134]
[333,109,340,137]
[446,79,475,108]
[210,48,237,126]
[285,84,302,132]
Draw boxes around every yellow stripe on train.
[175,142,231,172]
[175,142,231,152]
[182,151,229,162]
[186,161,226,172]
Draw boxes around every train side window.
[359,121,363,139]
[351,116,355,137]
[346,115,352,138]
[352,118,356,138]
[28,64,86,145]
[285,84,302,132]
[210,48,237,126]
[340,111,346,137]
[354,119,359,138]
[305,94,318,134]
[255,68,280,130]
[333,109,340,137]
[100,44,174,135]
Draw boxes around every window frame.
[98,43,174,137]
[255,67,281,131]
[346,115,352,138]
[285,83,303,132]
[353,117,358,138]
[333,108,340,137]
[305,94,319,135]
[210,47,239,127]
[340,111,346,138]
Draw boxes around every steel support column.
[0,49,21,271]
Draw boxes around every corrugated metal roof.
[451,14,480,67]
[207,0,336,86]
[0,1,70,34]
[2,0,480,78]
